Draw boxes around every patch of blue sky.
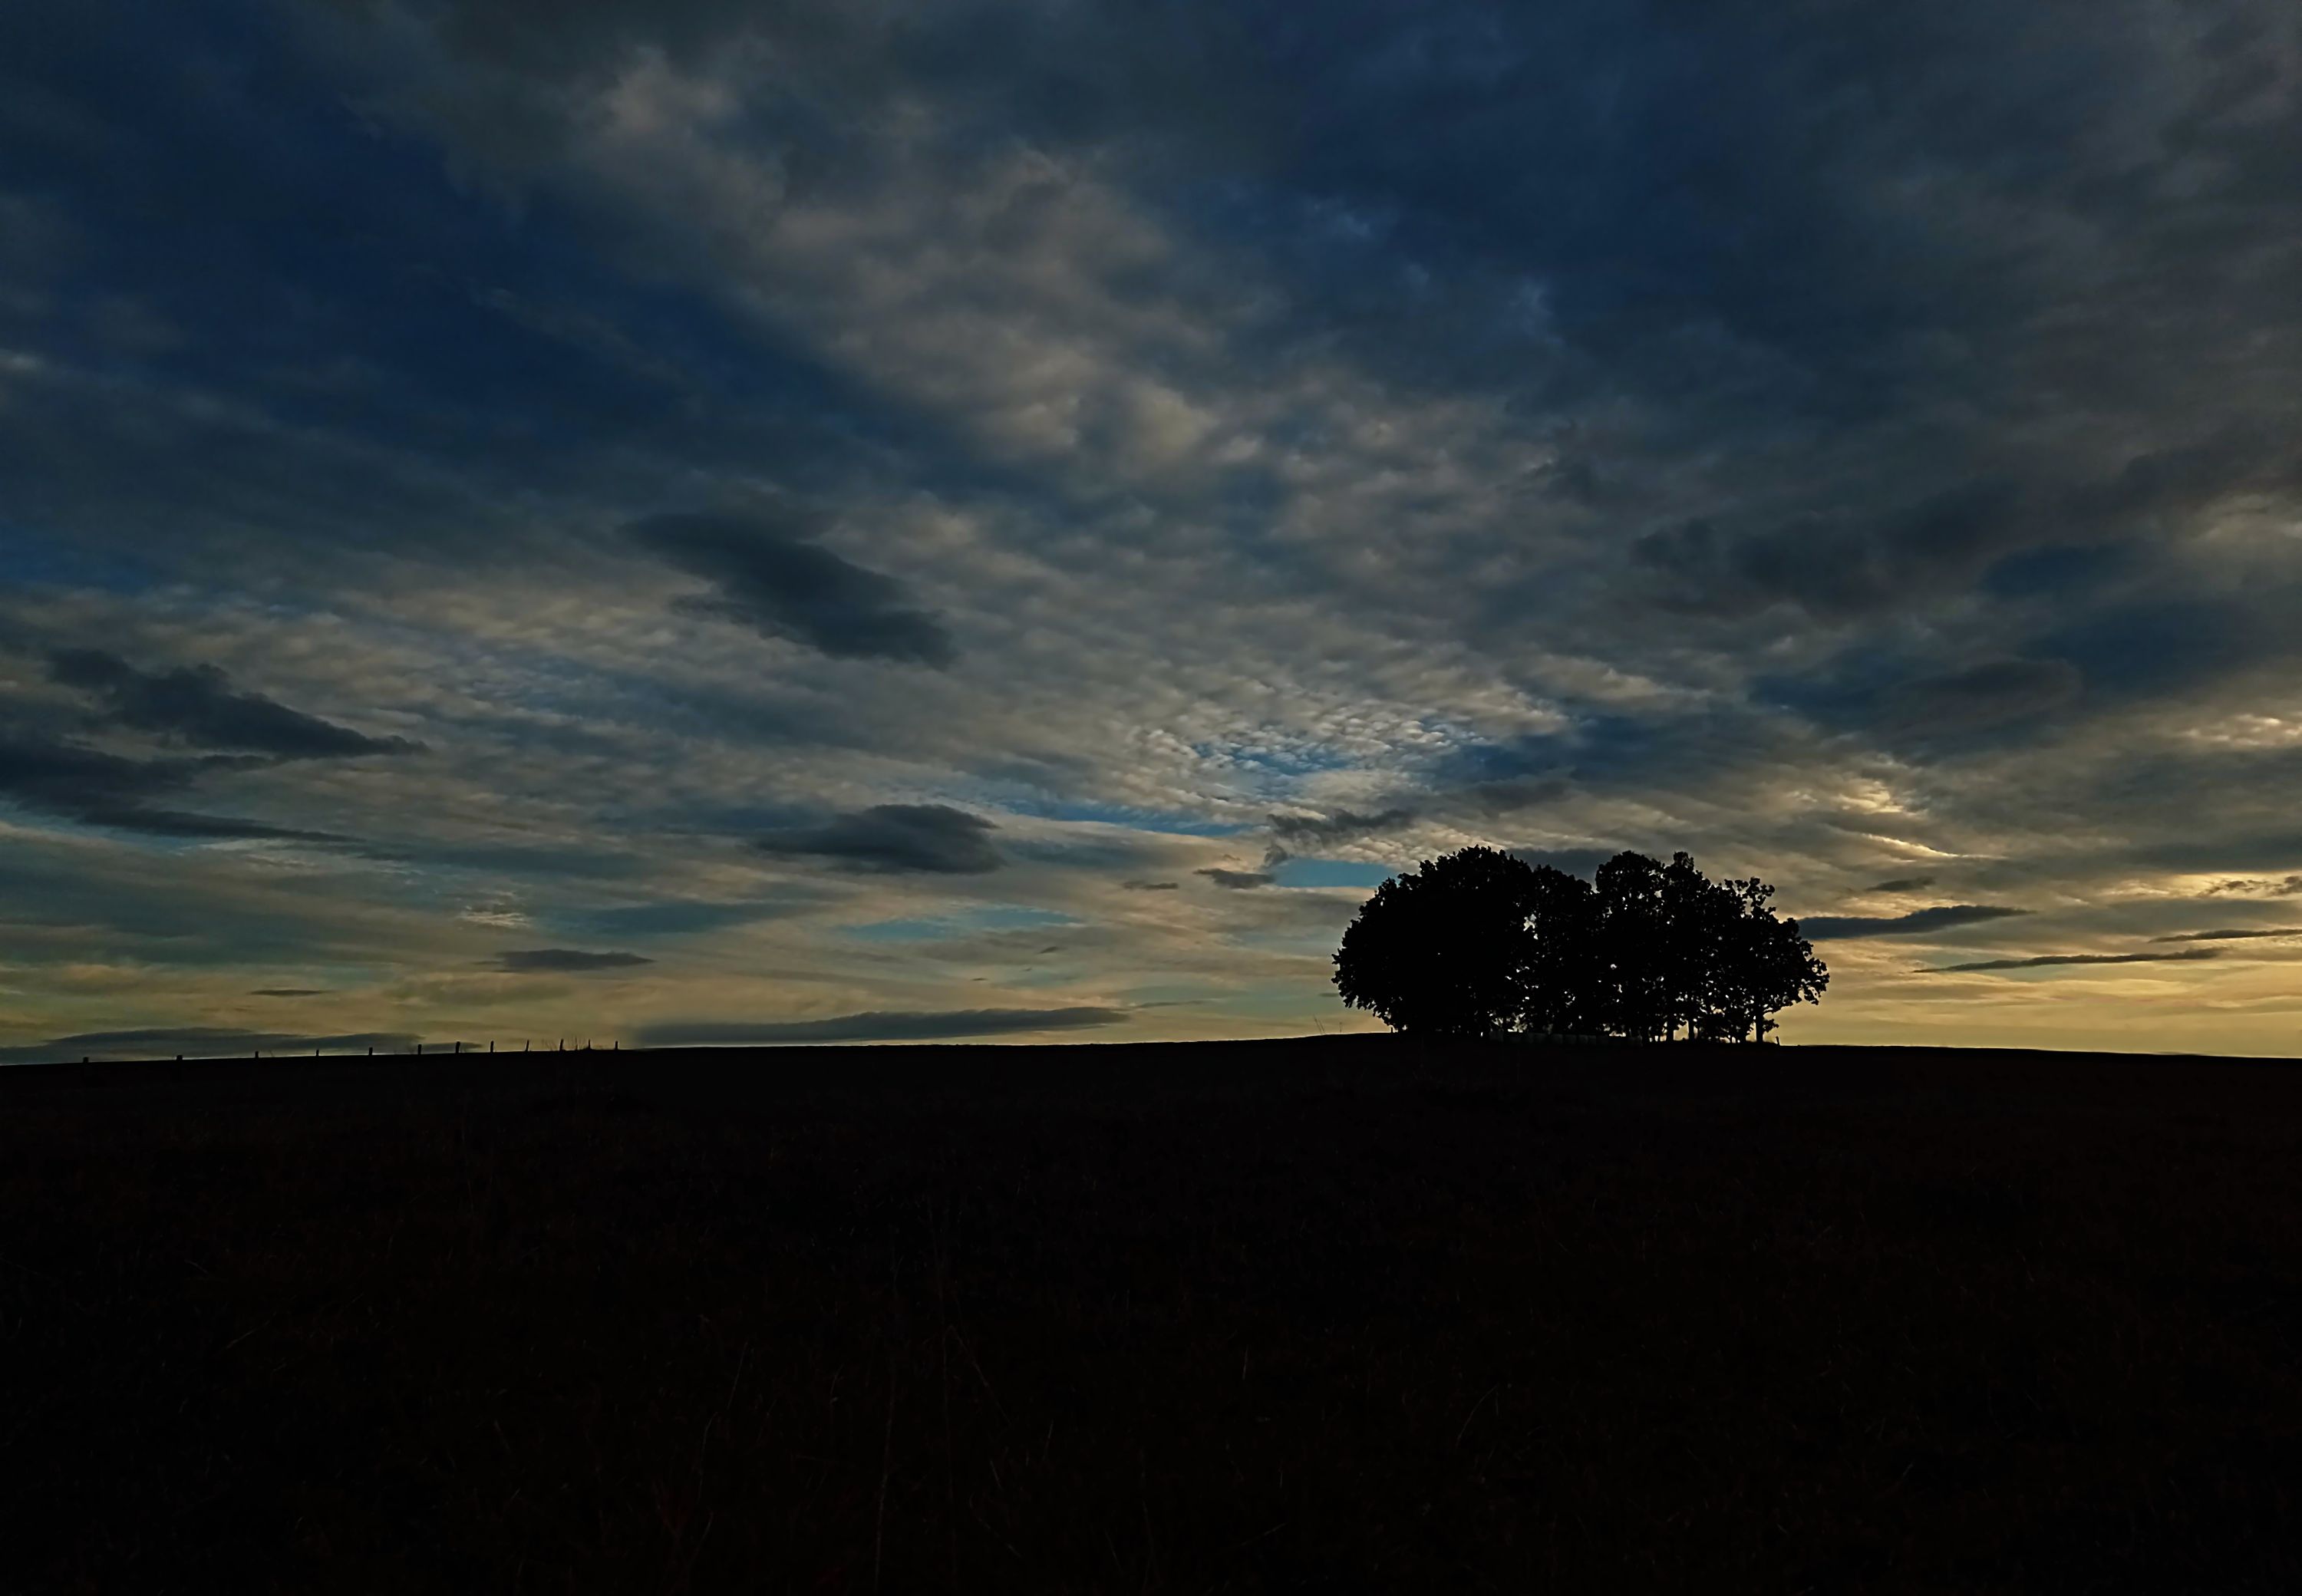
[843,905,1080,943]
[1272,856,1394,890]
[998,797,1248,838]
[0,523,161,595]
[1224,925,1355,956]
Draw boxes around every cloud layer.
[3,0,2301,1056]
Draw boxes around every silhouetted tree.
[1512,862,1600,1035]
[1333,846,1826,1042]
[1709,875,1829,1041]
[1592,851,1671,1041]
[1334,848,1561,1036]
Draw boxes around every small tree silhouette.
[1332,846,1826,1040]
[1334,847,1558,1037]
[1710,875,1829,1041]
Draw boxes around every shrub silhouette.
[1334,847,1826,1040]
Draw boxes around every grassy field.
[3,1036,2299,1592]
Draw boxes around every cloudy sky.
[3,1,2300,1060]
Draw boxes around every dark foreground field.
[5,1038,2300,1592]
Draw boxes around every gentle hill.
[5,1038,2299,1589]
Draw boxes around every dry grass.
[3,1036,2299,1591]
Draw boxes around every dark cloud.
[1460,779,1571,817]
[1631,481,2030,623]
[249,988,328,997]
[1931,950,2224,974]
[487,948,654,972]
[1868,876,1936,893]
[2149,928,2302,945]
[756,804,1001,874]
[48,648,420,758]
[2135,837,2302,875]
[631,1007,1126,1047]
[1121,879,1179,891]
[1801,905,2030,941]
[1630,430,2297,629]
[2030,597,2264,711]
[1766,648,2096,757]
[1268,806,1415,846]
[1882,659,2083,736]
[2060,430,2291,536]
[1196,867,1274,890]
[0,1028,419,1065]
[630,510,955,666]
[0,731,338,840]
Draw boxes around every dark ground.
[3,1036,2299,1593]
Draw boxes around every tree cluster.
[1332,847,1828,1042]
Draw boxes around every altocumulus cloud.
[8,0,2302,1054]
[633,1007,1126,1046]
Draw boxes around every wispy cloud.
[2149,928,2302,944]
[0,732,338,840]
[1930,950,2224,974]
[629,509,955,667]
[486,949,655,973]
[1802,906,2030,941]
[48,648,420,757]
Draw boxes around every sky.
[3,0,2300,1060]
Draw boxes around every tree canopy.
[1332,848,1826,1041]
